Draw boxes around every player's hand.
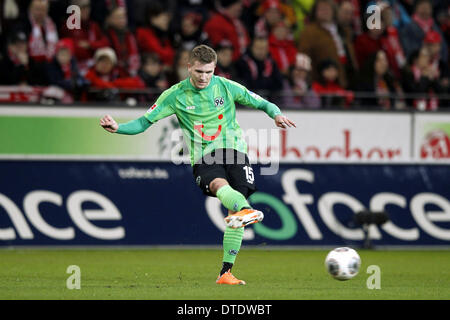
[100,114,119,133]
[275,115,296,129]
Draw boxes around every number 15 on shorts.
[243,166,255,184]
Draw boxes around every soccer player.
[100,45,296,285]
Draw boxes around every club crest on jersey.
[214,96,224,107]
[147,104,158,113]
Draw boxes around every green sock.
[216,185,250,212]
[223,226,244,264]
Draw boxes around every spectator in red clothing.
[379,1,407,79]
[203,0,250,61]
[354,7,406,82]
[236,36,284,99]
[18,0,59,63]
[354,3,406,80]
[311,59,354,108]
[268,20,297,75]
[353,23,385,71]
[104,4,140,76]
[136,2,175,67]
[85,47,145,101]
[59,0,109,75]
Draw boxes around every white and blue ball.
[325,247,361,281]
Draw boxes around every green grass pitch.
[0,248,448,300]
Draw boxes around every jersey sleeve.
[225,79,282,119]
[143,88,176,123]
[116,116,152,135]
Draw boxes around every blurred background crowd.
[0,0,448,109]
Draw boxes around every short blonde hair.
[189,45,217,65]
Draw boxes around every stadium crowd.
[0,0,448,109]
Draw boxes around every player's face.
[188,60,216,89]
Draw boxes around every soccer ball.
[325,247,361,281]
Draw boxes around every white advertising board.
[237,111,412,163]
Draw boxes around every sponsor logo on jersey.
[194,114,224,142]
[186,105,196,110]
[147,104,158,113]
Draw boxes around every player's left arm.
[226,79,296,129]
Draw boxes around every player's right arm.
[100,85,177,135]
[100,114,152,135]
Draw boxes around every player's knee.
[209,178,228,195]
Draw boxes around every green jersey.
[144,75,282,165]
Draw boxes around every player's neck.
[189,76,213,90]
